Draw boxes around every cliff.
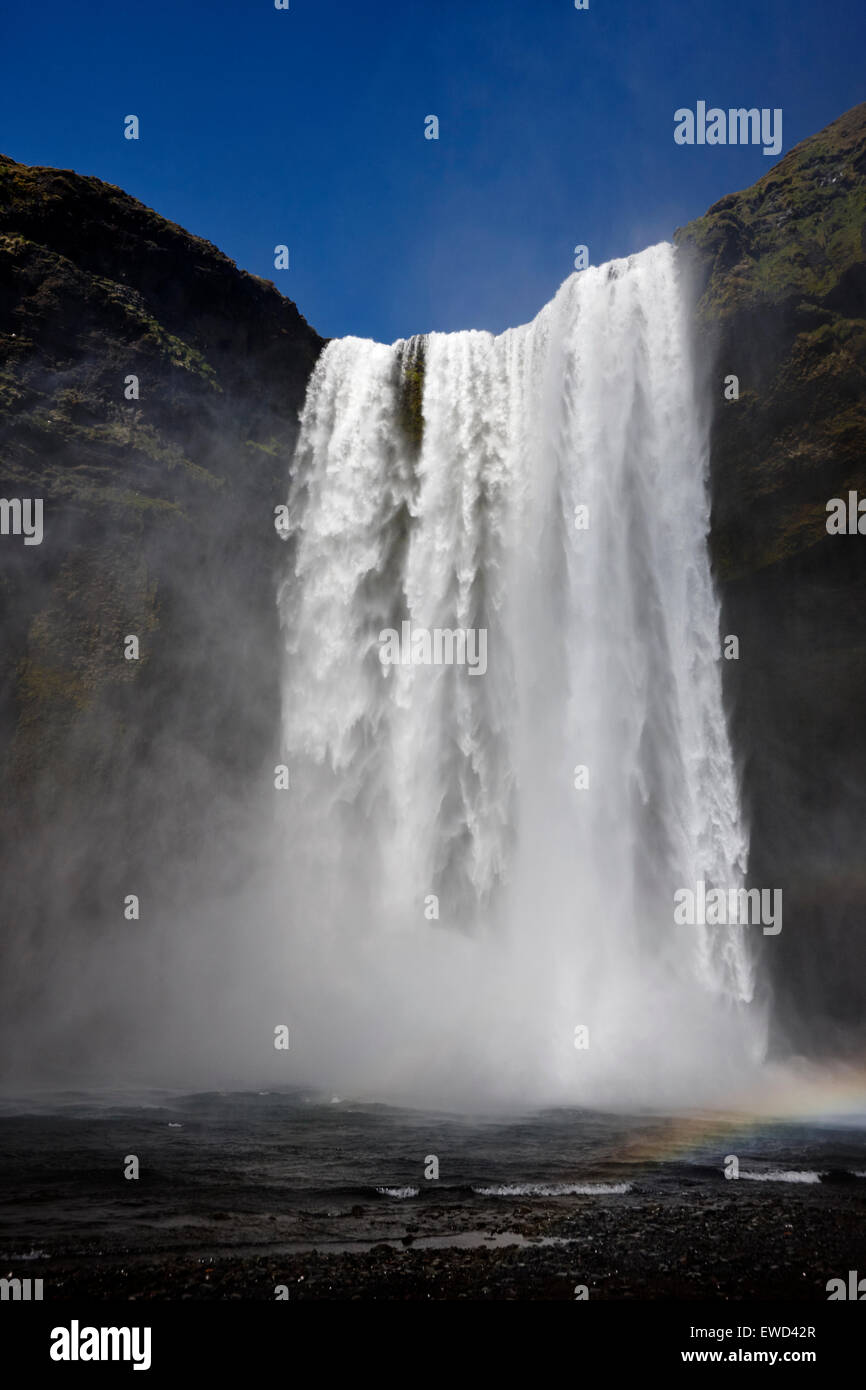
[0,156,323,1061]
[676,102,866,1052]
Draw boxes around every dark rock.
[0,153,324,1072]
[676,102,866,1052]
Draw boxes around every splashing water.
[276,243,766,1111]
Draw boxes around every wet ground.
[2,1088,864,1299]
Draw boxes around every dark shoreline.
[10,1186,864,1301]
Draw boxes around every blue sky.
[2,0,864,343]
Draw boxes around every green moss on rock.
[396,335,426,452]
[676,102,866,583]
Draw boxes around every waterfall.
[276,242,766,1110]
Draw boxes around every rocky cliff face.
[0,156,323,1067]
[676,102,866,1054]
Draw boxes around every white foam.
[739,1170,822,1184]
[473,1182,631,1197]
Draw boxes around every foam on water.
[473,1183,632,1197]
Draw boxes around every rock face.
[0,155,323,1068]
[676,102,866,1053]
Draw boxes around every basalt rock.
[676,102,866,1051]
[0,154,323,1059]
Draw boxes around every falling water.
[276,243,766,1111]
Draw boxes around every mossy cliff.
[396,335,426,454]
[0,155,323,1036]
[676,102,866,1050]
